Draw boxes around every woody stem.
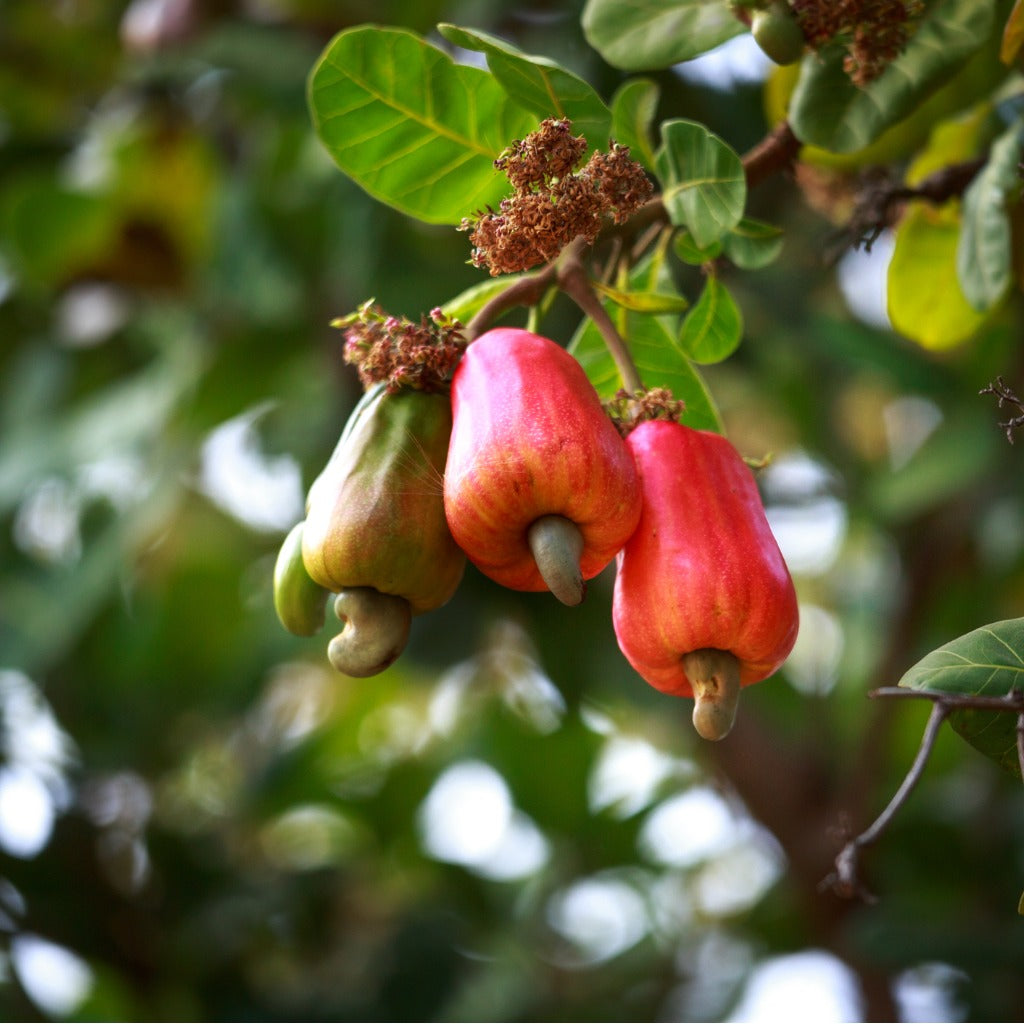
[557,238,644,393]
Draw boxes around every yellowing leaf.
[1001,0,1024,64]
[887,202,988,349]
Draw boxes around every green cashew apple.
[273,520,330,637]
[751,1,804,66]
[301,383,465,675]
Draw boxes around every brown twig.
[742,119,802,188]
[464,266,558,341]
[830,157,987,258]
[823,686,1024,901]
[557,240,644,393]
[822,701,949,902]
[980,375,1024,443]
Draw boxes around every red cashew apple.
[443,327,641,605]
[613,420,799,740]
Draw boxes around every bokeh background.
[2,1,1024,1020]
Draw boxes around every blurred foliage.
[2,1,1024,1022]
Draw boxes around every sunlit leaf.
[899,617,1024,778]
[655,120,746,249]
[582,0,743,70]
[790,0,996,153]
[677,275,742,364]
[610,78,660,170]
[308,26,535,224]
[437,24,611,152]
[888,203,989,349]
[958,118,1023,311]
[722,218,784,269]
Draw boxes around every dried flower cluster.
[791,0,923,85]
[606,387,687,436]
[461,118,653,276]
[333,301,466,393]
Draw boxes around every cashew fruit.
[300,384,465,674]
[612,420,798,739]
[443,328,641,605]
[751,1,805,66]
[273,520,330,636]
[327,588,412,678]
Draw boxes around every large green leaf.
[436,24,611,152]
[677,274,742,364]
[609,78,660,170]
[656,119,746,249]
[582,0,743,70]
[899,618,1024,778]
[789,0,996,153]
[307,26,536,224]
[958,117,1023,311]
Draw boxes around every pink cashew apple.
[443,327,641,605]
[613,420,799,739]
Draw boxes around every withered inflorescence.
[461,118,653,276]
[791,0,924,86]
[334,301,466,393]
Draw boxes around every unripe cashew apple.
[301,383,465,675]
[751,0,805,66]
[273,520,330,637]
[613,420,799,739]
[443,328,641,605]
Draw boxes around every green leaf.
[591,280,690,314]
[307,26,536,225]
[899,618,1024,778]
[722,217,784,269]
[582,0,744,71]
[789,0,997,153]
[567,253,721,431]
[957,118,1023,311]
[440,274,530,325]
[888,202,989,349]
[609,78,660,170]
[678,274,743,363]
[1,176,116,285]
[673,229,722,265]
[436,24,612,153]
[656,120,746,249]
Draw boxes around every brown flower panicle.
[791,0,923,86]
[333,301,466,393]
[461,118,653,276]
[606,387,687,437]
